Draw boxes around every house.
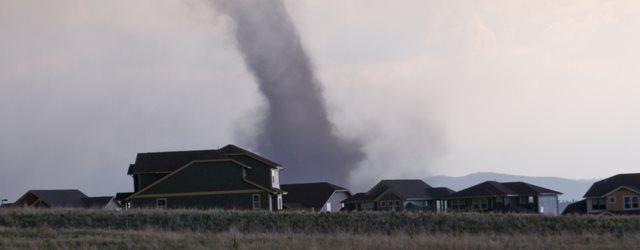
[122,144,285,211]
[281,182,351,212]
[12,190,120,210]
[341,179,453,212]
[447,181,562,215]
[582,173,640,215]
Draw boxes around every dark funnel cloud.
[214,0,364,186]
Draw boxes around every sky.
[2,0,640,200]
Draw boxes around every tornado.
[214,0,363,186]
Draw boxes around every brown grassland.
[1,208,639,249]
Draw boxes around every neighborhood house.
[12,189,119,210]
[121,144,286,211]
[281,182,351,212]
[5,143,637,217]
[447,181,562,215]
[342,179,453,212]
[580,173,640,215]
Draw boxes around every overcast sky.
[2,0,640,200]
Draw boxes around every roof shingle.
[26,190,88,208]
[584,173,640,197]
[449,181,561,198]
[128,144,278,174]
[281,182,349,210]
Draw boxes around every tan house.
[582,173,640,215]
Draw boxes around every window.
[396,200,401,207]
[528,196,534,204]
[591,198,606,210]
[326,202,332,212]
[472,198,489,210]
[271,169,279,188]
[452,199,465,209]
[623,196,639,210]
[156,198,167,209]
[277,195,283,210]
[610,196,616,204]
[519,196,527,205]
[252,194,261,209]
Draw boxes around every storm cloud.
[214,0,364,186]
[2,0,640,202]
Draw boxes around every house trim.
[601,186,640,198]
[132,189,265,199]
[224,153,282,169]
[373,189,404,202]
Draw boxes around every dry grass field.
[1,209,639,249]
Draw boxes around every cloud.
[3,0,640,199]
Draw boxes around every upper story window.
[271,169,280,189]
[591,198,606,210]
[609,196,616,204]
[623,196,639,210]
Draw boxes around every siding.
[131,191,269,209]
[139,161,255,195]
[136,173,168,191]
[227,155,274,189]
[322,191,349,212]
[606,188,639,212]
[537,194,559,216]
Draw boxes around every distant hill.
[425,172,595,202]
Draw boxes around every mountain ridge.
[425,172,596,202]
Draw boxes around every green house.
[122,145,285,211]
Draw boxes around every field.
[1,209,640,249]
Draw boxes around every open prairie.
[1,209,640,249]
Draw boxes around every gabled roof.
[128,144,279,174]
[562,199,587,215]
[342,193,372,203]
[342,180,449,203]
[502,182,562,195]
[281,182,350,210]
[219,144,280,167]
[19,190,88,208]
[375,179,433,200]
[448,181,512,198]
[425,187,455,199]
[584,173,640,198]
[81,196,114,208]
[448,181,561,198]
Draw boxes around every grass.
[1,208,639,249]
[1,227,638,249]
